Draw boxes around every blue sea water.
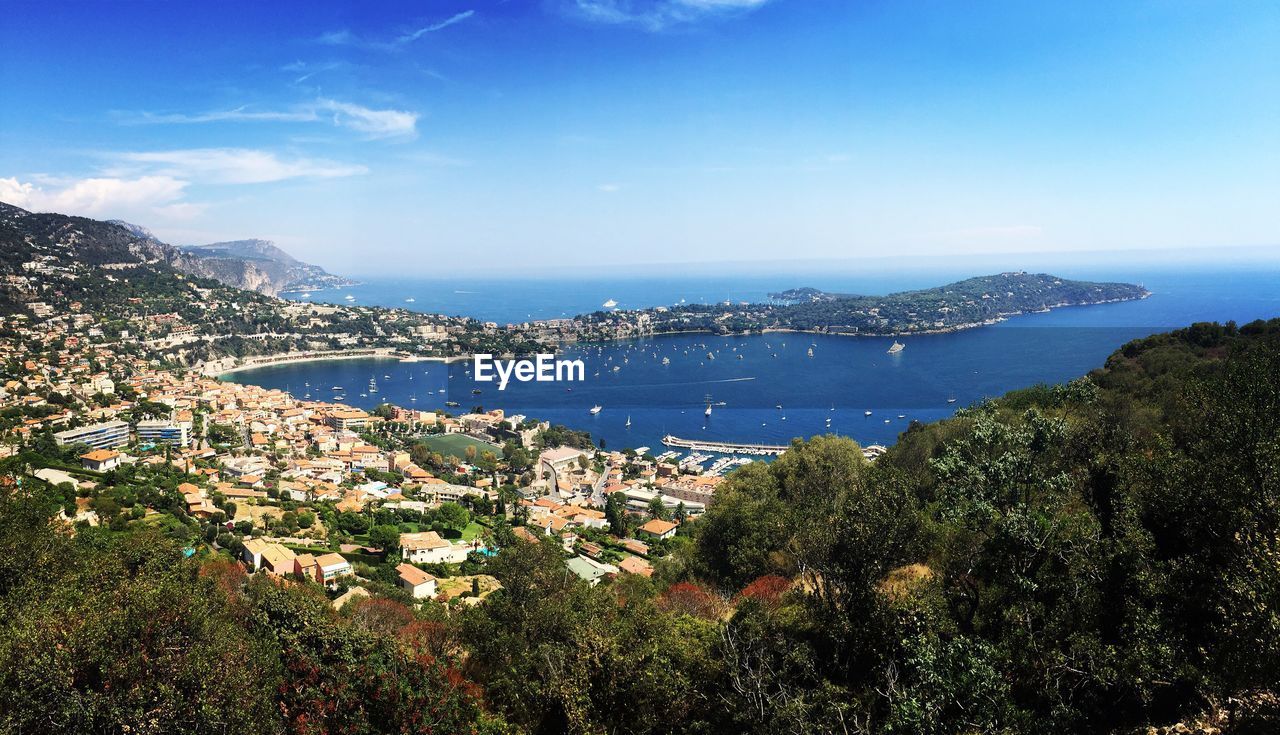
[227,268,1280,455]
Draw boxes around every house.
[80,448,122,472]
[241,537,269,569]
[313,552,354,586]
[395,563,438,599]
[618,556,654,578]
[400,531,453,564]
[565,555,618,587]
[637,518,678,540]
[260,543,297,576]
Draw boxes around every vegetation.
[3,318,1280,733]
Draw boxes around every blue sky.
[1,0,1277,275]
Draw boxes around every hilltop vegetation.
[3,318,1279,733]
[574,272,1148,339]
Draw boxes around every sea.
[223,266,1280,457]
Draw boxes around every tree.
[647,495,669,521]
[435,502,471,534]
[605,492,630,537]
[368,524,401,555]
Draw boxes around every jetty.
[662,434,888,461]
[662,434,788,456]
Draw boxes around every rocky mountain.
[177,239,356,296]
[103,220,356,297]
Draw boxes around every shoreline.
[206,349,467,378]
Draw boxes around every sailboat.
[368,377,378,394]
[625,415,631,428]
[704,394,713,418]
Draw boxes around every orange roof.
[639,519,678,536]
[395,563,436,587]
[80,449,120,462]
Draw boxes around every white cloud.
[114,148,368,184]
[316,99,418,140]
[568,0,771,30]
[125,99,418,140]
[0,175,189,217]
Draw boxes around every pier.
[662,434,789,456]
[662,434,888,461]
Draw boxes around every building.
[538,446,587,486]
[565,555,617,587]
[637,518,679,541]
[80,449,122,472]
[241,538,269,569]
[54,419,130,450]
[395,563,438,599]
[618,556,654,578]
[400,531,453,564]
[326,409,371,431]
[313,552,354,586]
[136,419,191,447]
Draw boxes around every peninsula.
[556,272,1149,342]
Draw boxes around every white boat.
[947,398,957,403]
[300,293,311,298]
[590,405,603,415]
[405,297,415,303]
[625,415,631,428]
[807,347,814,357]
[344,294,355,301]
[704,394,713,417]
[662,357,670,365]
[864,410,873,416]
[888,341,905,354]
[603,299,618,308]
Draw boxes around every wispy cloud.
[122,99,419,140]
[112,148,368,185]
[397,11,477,44]
[318,10,477,50]
[567,0,772,31]
[598,183,622,192]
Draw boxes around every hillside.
[572,271,1149,339]
[108,219,356,296]
[2,318,1279,733]
[0,201,538,366]
[178,238,357,295]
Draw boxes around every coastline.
[206,349,466,378]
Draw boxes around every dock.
[662,434,789,456]
[662,434,888,461]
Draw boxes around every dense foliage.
[3,319,1280,733]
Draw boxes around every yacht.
[888,341,905,354]
[807,347,814,357]
[661,357,670,365]
[947,398,957,404]
[704,395,713,417]
[864,410,873,416]
[590,405,603,415]
[405,297,416,303]
[603,299,618,308]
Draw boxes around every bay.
[226,268,1280,456]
